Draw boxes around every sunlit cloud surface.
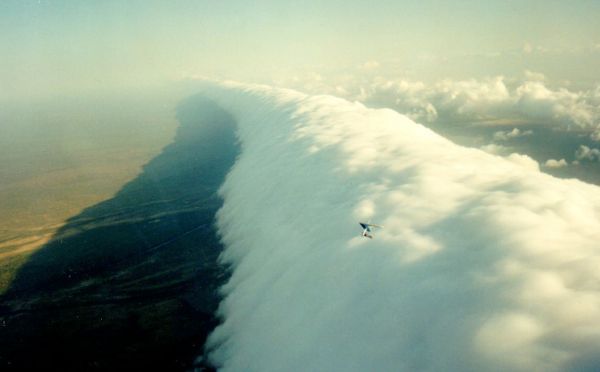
[199,81,600,371]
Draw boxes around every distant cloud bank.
[198,81,600,371]
[276,72,600,134]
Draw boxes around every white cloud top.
[199,81,600,372]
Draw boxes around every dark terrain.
[0,96,238,371]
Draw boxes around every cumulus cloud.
[277,73,600,133]
[357,76,513,124]
[198,81,600,372]
[514,81,598,128]
[544,158,569,168]
[575,145,600,162]
[493,128,533,141]
[480,143,510,155]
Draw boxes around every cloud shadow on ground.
[0,95,238,371]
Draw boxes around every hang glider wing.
[359,222,383,233]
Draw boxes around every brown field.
[0,93,238,371]
[0,93,178,293]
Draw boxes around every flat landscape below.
[0,94,237,371]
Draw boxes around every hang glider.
[359,222,383,239]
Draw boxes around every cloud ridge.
[199,81,600,372]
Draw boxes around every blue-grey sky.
[2,0,600,101]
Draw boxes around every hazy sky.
[2,0,600,101]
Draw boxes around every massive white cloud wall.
[199,82,600,372]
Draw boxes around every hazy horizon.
[2,0,600,103]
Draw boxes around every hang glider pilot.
[359,222,382,239]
